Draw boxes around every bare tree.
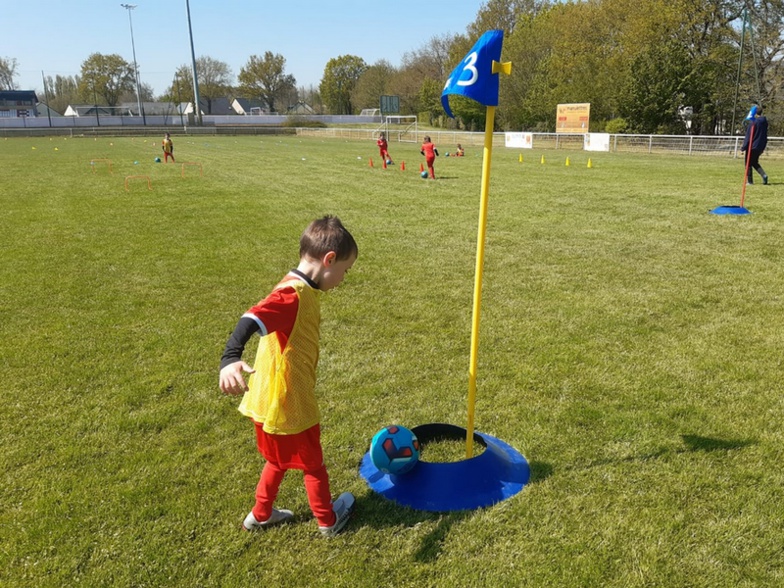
[0,57,19,90]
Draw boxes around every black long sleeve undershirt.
[219,316,260,369]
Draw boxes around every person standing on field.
[420,136,439,179]
[741,105,769,185]
[219,216,359,537]
[162,133,175,163]
[376,132,393,164]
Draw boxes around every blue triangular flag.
[442,30,505,118]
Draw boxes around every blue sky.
[5,0,484,97]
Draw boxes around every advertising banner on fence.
[556,103,590,133]
[505,132,533,148]
[584,133,610,152]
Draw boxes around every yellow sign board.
[556,103,590,133]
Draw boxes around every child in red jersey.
[420,136,439,179]
[219,216,358,537]
[376,132,393,164]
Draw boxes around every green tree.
[387,34,461,121]
[0,56,19,90]
[194,56,233,114]
[160,67,192,104]
[618,39,691,133]
[352,60,396,111]
[42,74,79,114]
[319,55,367,114]
[77,53,134,106]
[238,52,296,112]
[468,0,548,37]
[120,81,155,105]
[162,57,233,114]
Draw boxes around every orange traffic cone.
[419,162,424,173]
[401,161,406,171]
[369,158,374,167]
[382,159,387,169]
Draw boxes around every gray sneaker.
[318,492,356,537]
[243,508,294,531]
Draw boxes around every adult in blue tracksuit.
[741,105,769,185]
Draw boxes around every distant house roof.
[287,101,315,115]
[0,91,39,117]
[120,101,185,116]
[64,104,131,117]
[202,97,232,115]
[36,102,62,117]
[232,98,268,115]
[0,90,38,105]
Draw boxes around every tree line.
[3,0,783,134]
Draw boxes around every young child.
[376,132,393,164]
[420,136,439,179]
[455,144,465,157]
[219,216,358,537]
[162,133,175,163]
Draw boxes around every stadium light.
[185,0,202,125]
[120,3,145,124]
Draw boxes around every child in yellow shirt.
[219,216,358,537]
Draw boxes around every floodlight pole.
[121,3,146,125]
[185,0,203,126]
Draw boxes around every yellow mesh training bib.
[239,279,321,434]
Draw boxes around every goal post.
[384,115,418,142]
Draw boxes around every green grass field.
[2,134,783,587]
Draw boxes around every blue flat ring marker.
[360,423,530,512]
[711,205,751,215]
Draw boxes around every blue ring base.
[711,205,751,215]
[360,423,530,512]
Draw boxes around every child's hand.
[219,361,255,395]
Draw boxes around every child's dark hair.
[300,216,358,261]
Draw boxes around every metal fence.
[3,120,783,159]
[297,128,784,159]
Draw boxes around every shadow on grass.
[578,434,757,471]
[680,434,756,452]
[354,457,553,563]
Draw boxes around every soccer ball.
[370,425,420,475]
[386,159,392,165]
[421,171,429,179]
[154,157,161,163]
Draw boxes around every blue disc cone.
[711,205,751,215]
[360,423,530,512]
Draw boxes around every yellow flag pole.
[466,61,511,458]
[465,105,494,458]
